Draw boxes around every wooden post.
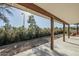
[68,24,70,38]
[77,24,78,34]
[78,23,79,34]
[50,17,54,50]
[63,23,65,42]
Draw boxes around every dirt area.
[0,36,50,56]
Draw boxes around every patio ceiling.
[8,3,69,24]
[35,3,79,24]
[8,3,79,24]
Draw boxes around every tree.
[0,3,13,29]
[0,4,12,22]
[28,15,41,38]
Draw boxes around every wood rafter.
[18,3,69,25]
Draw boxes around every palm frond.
[5,8,13,15]
[0,13,9,23]
[0,3,13,16]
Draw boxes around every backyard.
[0,3,78,56]
[0,4,66,46]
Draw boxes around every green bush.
[0,26,65,46]
[0,15,65,46]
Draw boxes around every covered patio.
[6,3,79,56]
[14,36,79,56]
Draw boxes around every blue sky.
[0,7,64,28]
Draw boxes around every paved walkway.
[14,36,79,56]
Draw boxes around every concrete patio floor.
[14,36,79,56]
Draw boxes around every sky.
[0,7,65,28]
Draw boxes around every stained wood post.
[63,23,65,42]
[77,24,78,34]
[50,17,54,50]
[68,24,70,38]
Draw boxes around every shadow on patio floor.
[66,41,79,46]
[30,43,68,56]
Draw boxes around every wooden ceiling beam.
[18,3,69,25]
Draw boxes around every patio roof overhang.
[8,3,69,25]
[8,3,79,25]
[34,3,79,24]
